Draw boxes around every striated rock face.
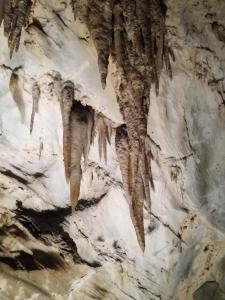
[0,0,225,299]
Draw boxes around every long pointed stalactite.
[60,80,112,212]
[71,0,174,250]
[9,66,26,123]
[60,80,95,212]
[30,79,41,134]
[1,0,173,250]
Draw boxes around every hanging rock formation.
[30,79,41,134]
[9,66,26,123]
[0,0,33,57]
[71,0,173,249]
[60,80,93,211]
[60,80,113,212]
[1,0,173,250]
[1,0,225,299]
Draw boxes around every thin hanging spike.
[115,124,145,251]
[107,123,112,144]
[52,71,62,102]
[105,125,110,145]
[9,0,31,57]
[70,161,82,213]
[154,69,160,95]
[140,154,151,215]
[69,101,92,212]
[102,129,107,163]
[83,106,94,169]
[95,113,112,163]
[168,45,175,62]
[131,174,146,252]
[163,39,174,79]
[145,136,155,190]
[30,80,41,134]
[103,116,112,144]
[164,49,172,79]
[60,80,74,183]
[98,128,103,161]
[87,0,112,89]
[9,67,26,123]
[70,105,83,211]
[0,0,5,26]
[115,124,131,199]
[90,112,96,145]
[135,0,152,64]
[150,0,167,80]
[148,161,155,191]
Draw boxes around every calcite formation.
[0,0,33,57]
[72,0,174,250]
[0,0,225,299]
[1,0,174,250]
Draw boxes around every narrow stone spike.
[69,100,93,212]
[9,67,26,123]
[30,80,41,134]
[115,124,145,251]
[60,81,74,182]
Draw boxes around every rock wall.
[0,0,225,299]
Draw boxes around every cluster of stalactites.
[60,80,113,211]
[71,0,113,89]
[2,0,173,250]
[71,0,174,250]
[0,0,33,57]
[71,0,174,92]
[9,69,114,214]
[29,77,113,213]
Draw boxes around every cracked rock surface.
[0,0,225,299]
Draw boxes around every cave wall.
[0,0,225,299]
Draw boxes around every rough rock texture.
[0,0,225,299]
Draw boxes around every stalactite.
[71,0,173,250]
[60,80,74,183]
[9,67,25,123]
[30,80,41,134]
[94,113,112,163]
[69,100,94,211]
[1,0,33,57]
[27,75,113,213]
[60,80,96,212]
[1,0,173,250]
[115,124,154,251]
[115,124,145,251]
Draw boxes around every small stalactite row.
[29,78,113,213]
